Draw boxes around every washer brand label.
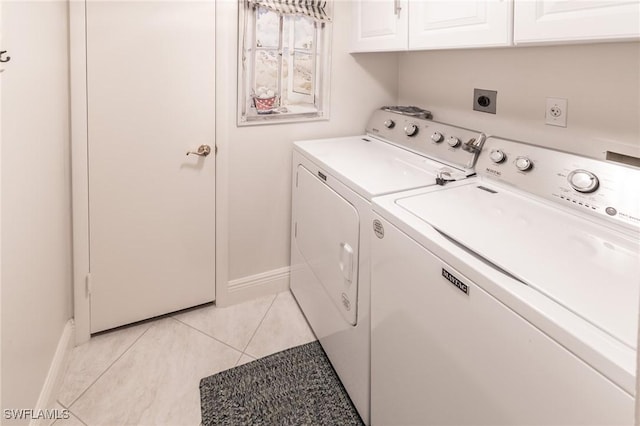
[442,268,469,295]
[373,219,384,239]
[477,185,497,194]
[485,168,502,177]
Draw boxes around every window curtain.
[248,0,332,22]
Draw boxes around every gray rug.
[200,341,364,425]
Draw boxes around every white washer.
[290,107,486,424]
[371,136,640,425]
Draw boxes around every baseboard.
[222,266,290,306]
[30,319,75,426]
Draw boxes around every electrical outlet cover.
[473,89,497,114]
[546,97,568,127]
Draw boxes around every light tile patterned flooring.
[52,291,316,426]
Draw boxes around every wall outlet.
[473,89,497,114]
[545,97,568,127]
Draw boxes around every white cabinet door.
[409,0,513,50]
[351,0,408,52]
[514,0,640,44]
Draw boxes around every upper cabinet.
[351,0,409,52]
[513,0,640,44]
[409,1,512,50]
[350,0,640,52]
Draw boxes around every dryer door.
[295,165,359,326]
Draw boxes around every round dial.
[431,132,443,143]
[384,119,395,129]
[489,149,506,163]
[568,169,599,193]
[404,123,418,137]
[515,156,533,171]
[447,136,460,148]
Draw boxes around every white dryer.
[371,136,640,425]
[290,107,486,424]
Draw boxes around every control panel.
[477,136,640,231]
[365,109,486,174]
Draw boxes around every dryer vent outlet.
[473,89,497,114]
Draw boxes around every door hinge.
[86,273,92,297]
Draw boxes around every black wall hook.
[0,51,11,63]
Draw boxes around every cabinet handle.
[394,0,402,16]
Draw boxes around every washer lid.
[396,182,640,349]
[294,136,461,199]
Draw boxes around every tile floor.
[52,291,316,426]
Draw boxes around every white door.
[350,0,408,52]
[294,166,360,326]
[86,1,216,333]
[514,0,640,45]
[409,0,512,50]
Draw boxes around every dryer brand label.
[442,268,469,295]
[373,219,384,239]
[341,293,351,311]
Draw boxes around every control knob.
[568,169,599,193]
[431,132,443,143]
[384,119,395,129]
[447,136,461,148]
[515,156,533,171]
[489,149,506,163]
[404,123,418,137]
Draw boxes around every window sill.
[239,106,329,126]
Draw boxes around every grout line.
[236,352,257,367]
[68,410,89,426]
[241,292,279,355]
[233,351,245,367]
[170,316,245,355]
[68,324,153,408]
[55,400,89,426]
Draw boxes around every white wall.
[397,42,640,160]
[1,1,73,419]
[216,0,399,286]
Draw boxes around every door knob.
[186,145,211,157]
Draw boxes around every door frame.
[69,0,228,344]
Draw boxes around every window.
[239,0,332,124]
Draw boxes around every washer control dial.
[384,119,395,129]
[489,149,506,163]
[515,156,533,171]
[568,169,599,193]
[431,132,443,143]
[405,123,418,137]
[447,136,461,148]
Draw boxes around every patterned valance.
[249,0,331,23]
